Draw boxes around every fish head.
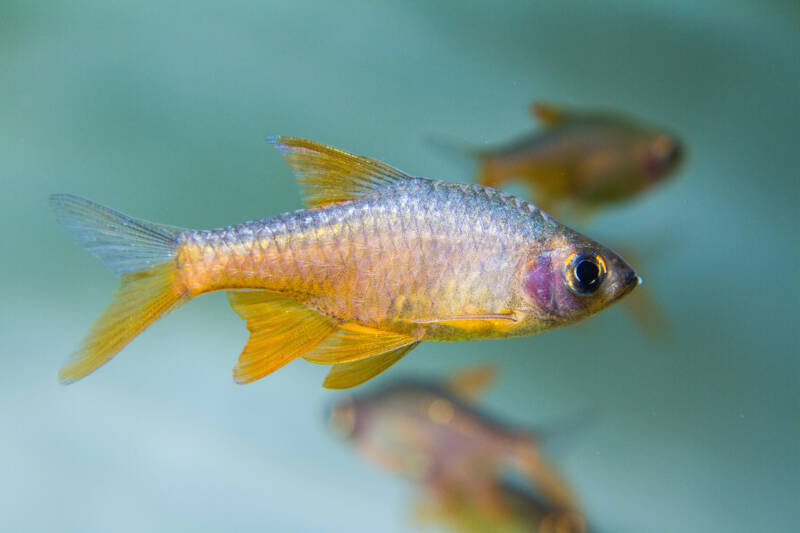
[520,230,640,326]
[639,131,684,182]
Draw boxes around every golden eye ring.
[563,252,607,295]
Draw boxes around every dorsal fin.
[303,323,417,364]
[530,101,570,127]
[267,136,411,208]
[445,364,497,402]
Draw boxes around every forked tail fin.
[49,194,189,383]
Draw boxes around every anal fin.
[303,323,417,364]
[323,343,419,389]
[227,291,339,384]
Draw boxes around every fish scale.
[176,178,536,332]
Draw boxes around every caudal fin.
[50,194,188,383]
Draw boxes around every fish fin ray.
[267,136,411,207]
[323,343,419,389]
[51,194,188,383]
[303,323,417,364]
[49,193,184,274]
[446,364,497,402]
[227,291,339,384]
[59,263,187,383]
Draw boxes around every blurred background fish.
[415,482,588,533]
[462,101,683,218]
[328,366,581,516]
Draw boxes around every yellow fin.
[445,364,497,402]
[530,101,569,127]
[50,194,188,383]
[59,263,187,383]
[304,323,418,364]
[227,291,339,384]
[323,343,419,389]
[267,136,411,208]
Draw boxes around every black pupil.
[576,260,600,288]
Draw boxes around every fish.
[470,102,684,215]
[50,137,640,388]
[416,481,588,533]
[328,366,579,512]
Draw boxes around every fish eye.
[563,252,607,295]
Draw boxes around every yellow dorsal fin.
[323,343,419,389]
[267,136,411,208]
[445,364,497,402]
[530,101,570,127]
[227,291,339,384]
[303,323,418,364]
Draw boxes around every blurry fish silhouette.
[51,137,639,388]
[328,366,578,511]
[466,102,683,216]
[416,481,588,533]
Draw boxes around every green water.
[1,1,797,532]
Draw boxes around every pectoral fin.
[412,314,519,335]
[227,291,339,384]
[303,323,418,364]
[323,343,419,389]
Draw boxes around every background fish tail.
[49,194,189,383]
[475,154,505,188]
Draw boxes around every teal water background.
[1,1,797,531]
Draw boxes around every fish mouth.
[610,271,641,304]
